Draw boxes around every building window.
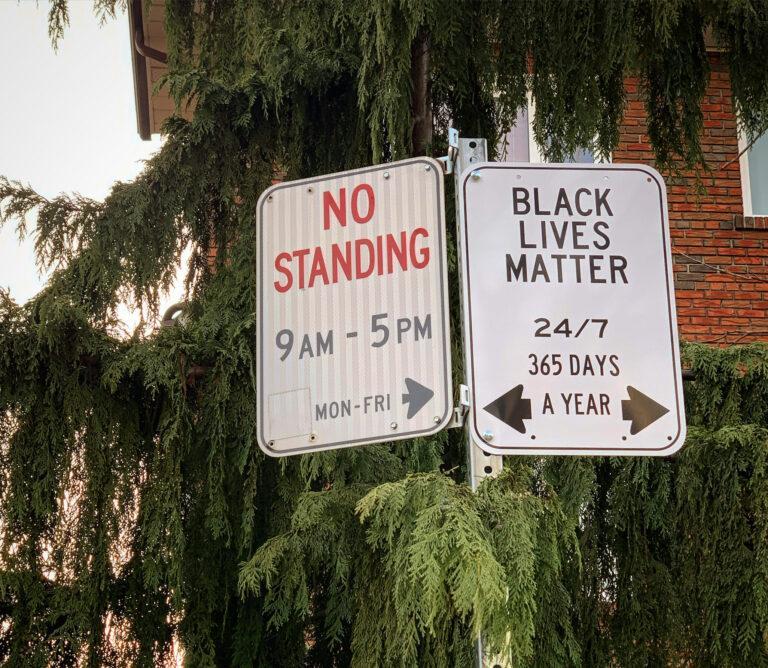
[498,104,531,162]
[498,97,602,164]
[740,132,768,216]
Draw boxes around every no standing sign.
[256,158,452,456]
[459,163,686,456]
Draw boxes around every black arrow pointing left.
[483,384,532,433]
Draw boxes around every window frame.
[525,95,609,164]
[497,94,612,165]
[527,94,545,163]
[738,130,768,217]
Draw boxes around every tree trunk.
[410,29,432,157]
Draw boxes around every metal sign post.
[451,131,507,668]
[256,158,452,456]
[452,135,504,489]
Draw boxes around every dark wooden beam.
[410,29,432,157]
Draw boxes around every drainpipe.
[127,0,168,139]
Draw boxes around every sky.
[0,0,163,311]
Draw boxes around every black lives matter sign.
[459,164,686,456]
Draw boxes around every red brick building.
[615,54,768,345]
[128,5,768,344]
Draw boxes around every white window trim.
[738,131,756,217]
[526,94,545,163]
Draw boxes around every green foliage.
[716,0,768,142]
[1,2,768,665]
[155,0,768,168]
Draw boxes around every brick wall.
[613,54,768,344]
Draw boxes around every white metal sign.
[459,163,685,456]
[256,158,452,456]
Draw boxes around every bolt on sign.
[256,158,452,456]
[458,163,686,456]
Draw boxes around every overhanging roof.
[127,0,172,140]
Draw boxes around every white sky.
[0,0,163,309]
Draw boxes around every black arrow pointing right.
[483,384,532,433]
[402,378,434,419]
[621,386,670,435]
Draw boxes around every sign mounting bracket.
[438,127,460,175]
[448,384,470,428]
